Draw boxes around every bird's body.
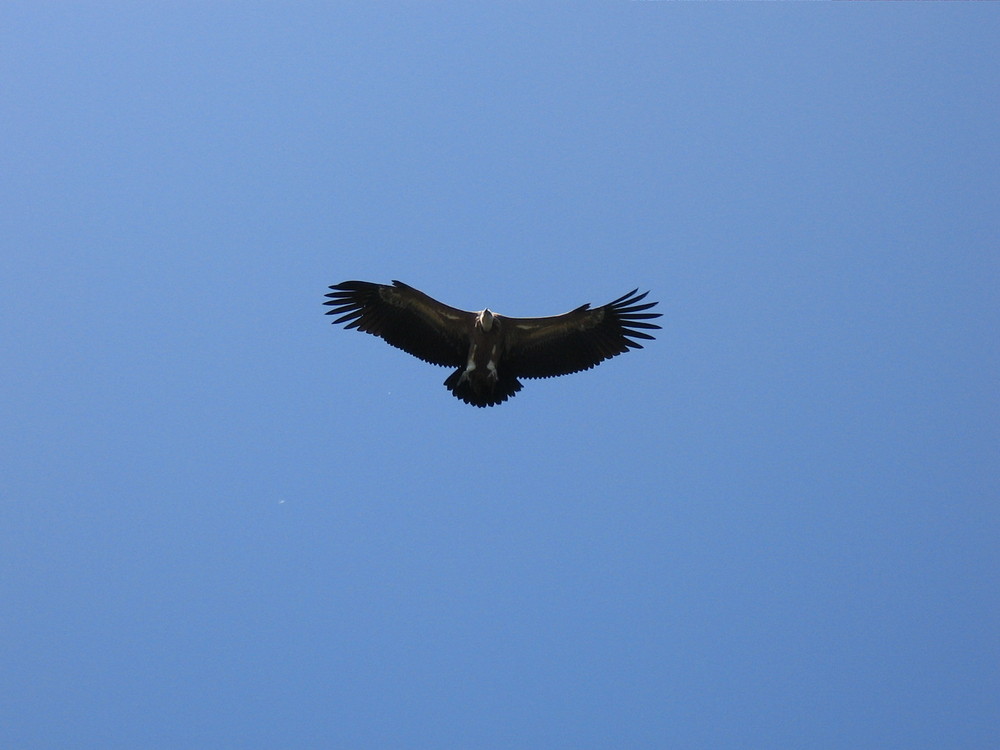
[442,307,523,407]
[324,280,661,407]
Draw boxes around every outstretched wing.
[502,289,661,379]
[324,280,472,367]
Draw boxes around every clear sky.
[3,4,998,748]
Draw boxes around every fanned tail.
[444,369,523,408]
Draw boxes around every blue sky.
[3,4,998,748]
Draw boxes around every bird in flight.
[324,280,662,407]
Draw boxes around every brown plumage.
[324,280,662,407]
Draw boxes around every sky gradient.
[3,4,998,748]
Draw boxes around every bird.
[324,280,662,407]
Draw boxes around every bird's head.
[476,309,495,332]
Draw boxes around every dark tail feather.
[444,369,522,408]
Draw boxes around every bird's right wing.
[324,280,471,367]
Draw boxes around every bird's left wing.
[502,289,661,379]
[324,280,472,367]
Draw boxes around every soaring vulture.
[324,280,662,407]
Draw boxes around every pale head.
[476,309,495,332]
